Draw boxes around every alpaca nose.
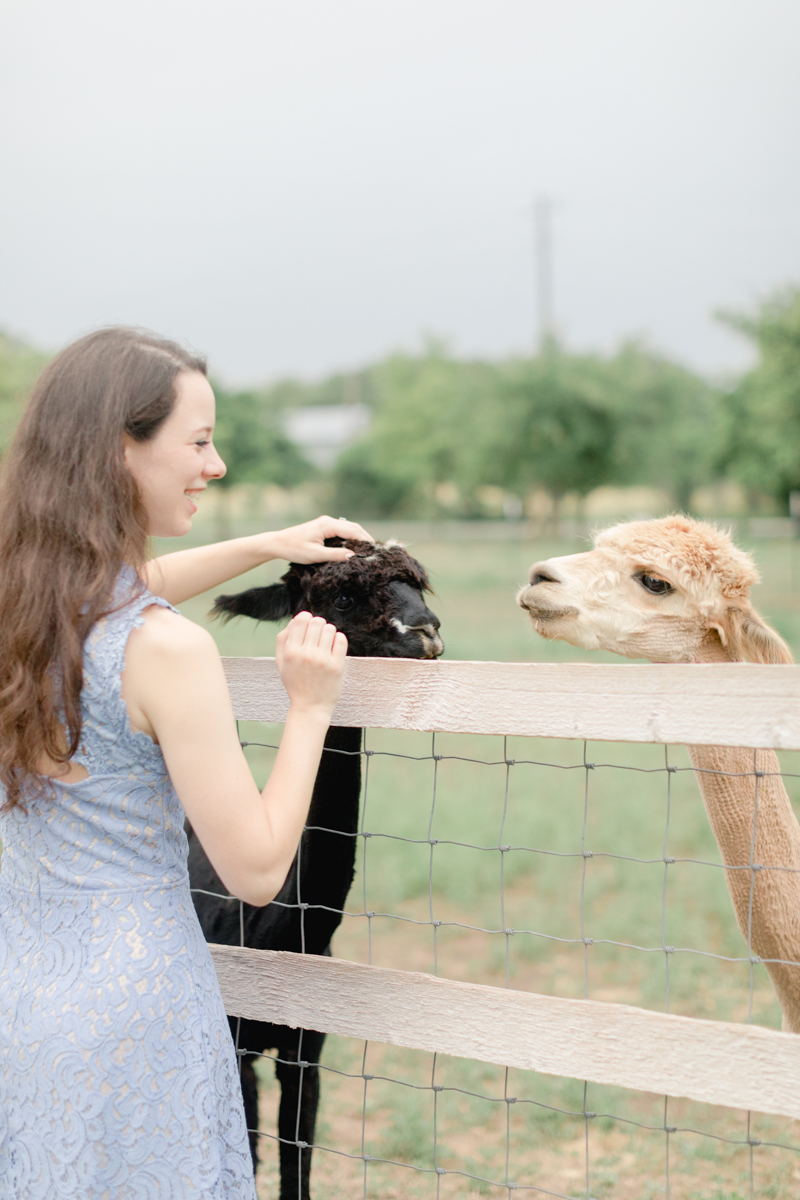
[528,561,564,586]
[408,615,442,644]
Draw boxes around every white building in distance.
[284,404,371,470]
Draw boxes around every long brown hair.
[0,327,206,809]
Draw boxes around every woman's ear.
[710,604,793,664]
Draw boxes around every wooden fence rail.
[216,656,800,1119]
[223,655,800,750]
[210,945,800,1121]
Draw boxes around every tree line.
[1,285,799,518]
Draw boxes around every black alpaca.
[187,539,443,1200]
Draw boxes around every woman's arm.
[143,515,374,605]
[122,605,348,904]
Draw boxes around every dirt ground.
[249,902,799,1199]
[253,1056,800,1200]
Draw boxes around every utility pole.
[534,195,555,350]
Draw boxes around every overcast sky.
[1,0,799,384]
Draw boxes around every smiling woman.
[0,326,374,1199]
[123,370,227,537]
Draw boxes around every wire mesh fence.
[192,702,800,1199]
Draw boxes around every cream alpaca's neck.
[690,635,800,1031]
[693,629,732,664]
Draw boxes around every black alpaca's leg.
[239,1053,261,1173]
[275,1028,326,1200]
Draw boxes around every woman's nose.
[204,444,227,480]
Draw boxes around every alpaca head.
[213,538,444,659]
[517,515,792,664]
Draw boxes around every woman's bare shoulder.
[121,606,227,741]
[128,604,218,661]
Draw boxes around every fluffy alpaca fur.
[518,515,800,1034]
[595,516,759,600]
[214,538,442,660]
[188,539,442,1200]
[518,514,790,665]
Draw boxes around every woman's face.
[123,370,226,537]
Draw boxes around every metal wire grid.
[192,725,800,1198]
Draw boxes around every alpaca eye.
[333,593,353,611]
[639,574,672,595]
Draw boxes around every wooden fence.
[215,657,800,1123]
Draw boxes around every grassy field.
[166,520,800,1199]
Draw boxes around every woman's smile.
[185,487,206,513]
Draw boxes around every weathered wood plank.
[210,945,800,1119]
[222,657,800,749]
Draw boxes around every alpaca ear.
[711,605,793,664]
[211,584,293,624]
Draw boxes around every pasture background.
[168,519,800,1198]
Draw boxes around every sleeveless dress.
[0,569,256,1199]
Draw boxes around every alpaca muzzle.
[516,583,579,622]
[416,627,445,659]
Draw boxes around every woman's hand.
[144,515,375,606]
[276,611,348,719]
[265,515,374,564]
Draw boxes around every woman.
[0,327,371,1198]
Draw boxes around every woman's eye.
[195,440,210,448]
[333,593,353,611]
[639,574,672,595]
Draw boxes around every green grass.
[168,519,800,1197]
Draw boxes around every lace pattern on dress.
[0,567,256,1199]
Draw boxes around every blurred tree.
[253,369,376,413]
[0,331,49,456]
[717,287,800,510]
[331,346,499,517]
[213,386,313,488]
[330,341,723,520]
[468,342,721,518]
[211,385,314,535]
[604,342,723,512]
[478,347,619,520]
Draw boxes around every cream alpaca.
[518,515,800,1032]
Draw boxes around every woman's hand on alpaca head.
[276,612,347,719]
[263,515,374,564]
[143,516,375,607]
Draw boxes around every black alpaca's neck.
[295,725,362,913]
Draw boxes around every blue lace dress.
[0,570,256,1199]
